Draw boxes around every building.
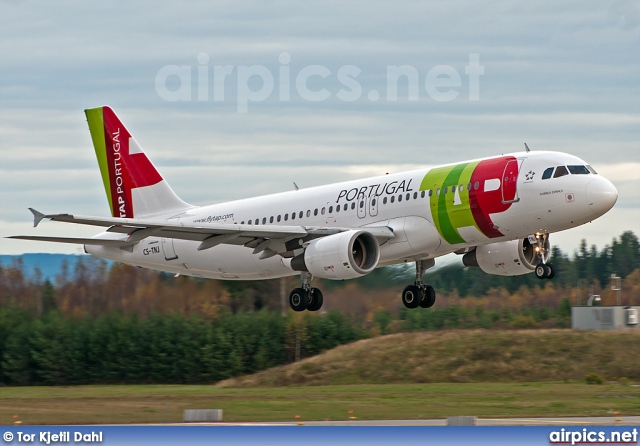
[572,306,640,330]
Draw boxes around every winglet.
[28,208,46,227]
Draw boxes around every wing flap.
[14,209,395,253]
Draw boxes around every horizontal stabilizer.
[7,236,127,246]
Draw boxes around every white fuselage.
[86,151,617,280]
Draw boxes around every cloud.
[1,0,638,255]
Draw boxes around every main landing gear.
[533,233,556,280]
[289,272,324,312]
[401,259,437,309]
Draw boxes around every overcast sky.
[1,0,639,257]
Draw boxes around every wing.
[8,208,394,259]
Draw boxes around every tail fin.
[85,106,191,218]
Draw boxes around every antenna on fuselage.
[524,143,531,152]
[293,182,300,191]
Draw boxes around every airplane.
[9,106,618,312]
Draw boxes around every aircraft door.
[162,238,178,261]
[369,194,379,217]
[502,159,523,204]
[162,217,179,260]
[357,193,366,219]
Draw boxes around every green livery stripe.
[420,161,480,245]
[85,107,113,216]
[446,162,480,236]
[437,163,468,244]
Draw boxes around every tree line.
[0,308,366,386]
[0,292,587,386]
[0,231,638,386]
[1,231,637,318]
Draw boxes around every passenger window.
[413,192,418,199]
[421,191,425,198]
[291,212,296,220]
[553,166,569,178]
[436,188,440,196]
[329,206,333,213]
[336,205,340,212]
[383,197,388,204]
[241,221,245,225]
[398,194,403,202]
[321,207,326,215]
[467,183,471,191]
[371,198,377,206]
[306,210,310,217]
[428,189,433,196]
[284,214,288,221]
[254,219,259,225]
[568,165,590,175]
[474,182,479,190]
[391,196,395,203]
[351,202,355,209]
[269,216,274,223]
[277,215,281,222]
[314,209,318,216]
[344,203,348,211]
[262,218,266,224]
[443,186,448,194]
[541,167,554,179]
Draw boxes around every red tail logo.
[102,108,162,218]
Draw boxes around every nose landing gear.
[533,233,555,280]
[535,262,555,279]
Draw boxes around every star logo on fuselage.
[525,171,535,181]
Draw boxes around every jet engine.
[462,237,550,276]
[291,230,380,280]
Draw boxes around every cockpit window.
[553,165,569,178]
[542,167,554,180]
[586,165,597,174]
[568,165,590,175]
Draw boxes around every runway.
[193,416,640,426]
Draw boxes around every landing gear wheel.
[402,285,423,309]
[419,285,436,308]
[545,263,555,280]
[307,288,324,312]
[289,287,309,312]
[535,263,547,279]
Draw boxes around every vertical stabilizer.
[85,106,191,218]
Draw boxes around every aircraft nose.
[585,176,618,214]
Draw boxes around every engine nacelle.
[462,237,550,276]
[291,230,380,280]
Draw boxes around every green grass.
[2,330,639,425]
[2,382,639,425]
[220,330,640,386]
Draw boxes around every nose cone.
[586,176,618,215]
